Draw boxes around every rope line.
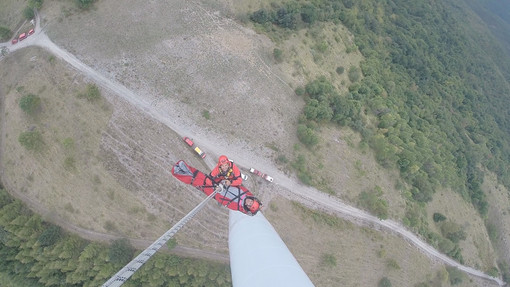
[102,185,223,287]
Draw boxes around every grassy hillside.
[1,0,509,286]
[241,0,510,282]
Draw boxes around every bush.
[78,84,101,101]
[378,277,392,287]
[18,130,44,151]
[0,26,11,42]
[295,87,305,96]
[202,110,210,120]
[76,0,95,9]
[336,66,345,74]
[358,186,389,219]
[433,212,446,222]
[273,48,283,63]
[19,94,41,115]
[23,7,35,20]
[29,0,43,9]
[297,124,318,147]
[348,66,361,82]
[250,9,271,24]
[320,253,337,267]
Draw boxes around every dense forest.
[250,0,510,221]
[0,188,231,286]
[249,0,510,275]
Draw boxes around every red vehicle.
[249,168,274,183]
[18,33,27,41]
[11,38,18,44]
[183,137,194,147]
[28,29,35,35]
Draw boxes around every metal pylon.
[102,185,223,287]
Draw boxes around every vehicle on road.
[19,33,27,41]
[28,29,35,35]
[183,137,194,147]
[249,168,273,183]
[11,38,18,44]
[194,147,206,159]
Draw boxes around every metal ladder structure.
[102,185,223,287]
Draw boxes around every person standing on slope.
[209,155,242,187]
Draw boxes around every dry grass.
[0,1,507,286]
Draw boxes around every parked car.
[194,147,206,159]
[183,137,194,147]
[28,29,34,35]
[11,38,18,44]
[18,33,27,41]
[249,168,274,183]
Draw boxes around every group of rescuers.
[208,155,261,216]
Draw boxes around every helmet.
[245,197,261,214]
[218,155,229,165]
[249,200,260,214]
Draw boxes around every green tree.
[38,225,62,247]
[109,238,134,265]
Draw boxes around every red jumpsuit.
[209,161,243,186]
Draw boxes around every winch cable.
[102,184,224,287]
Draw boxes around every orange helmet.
[218,155,229,165]
[245,197,261,215]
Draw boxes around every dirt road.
[2,9,505,287]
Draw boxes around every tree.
[38,225,62,247]
[109,238,134,265]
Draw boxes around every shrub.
[273,48,283,63]
[320,253,337,267]
[78,84,101,101]
[23,7,35,19]
[18,130,44,151]
[378,277,392,287]
[29,0,43,9]
[0,26,10,42]
[348,66,361,82]
[202,110,210,120]
[297,124,318,147]
[358,186,389,220]
[336,66,345,74]
[76,0,95,9]
[19,94,41,115]
[295,87,305,96]
[250,9,271,24]
[433,212,446,222]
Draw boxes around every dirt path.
[2,10,505,287]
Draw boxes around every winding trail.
[1,10,505,287]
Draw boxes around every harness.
[219,187,249,212]
[213,162,239,183]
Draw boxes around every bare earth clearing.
[1,0,509,286]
